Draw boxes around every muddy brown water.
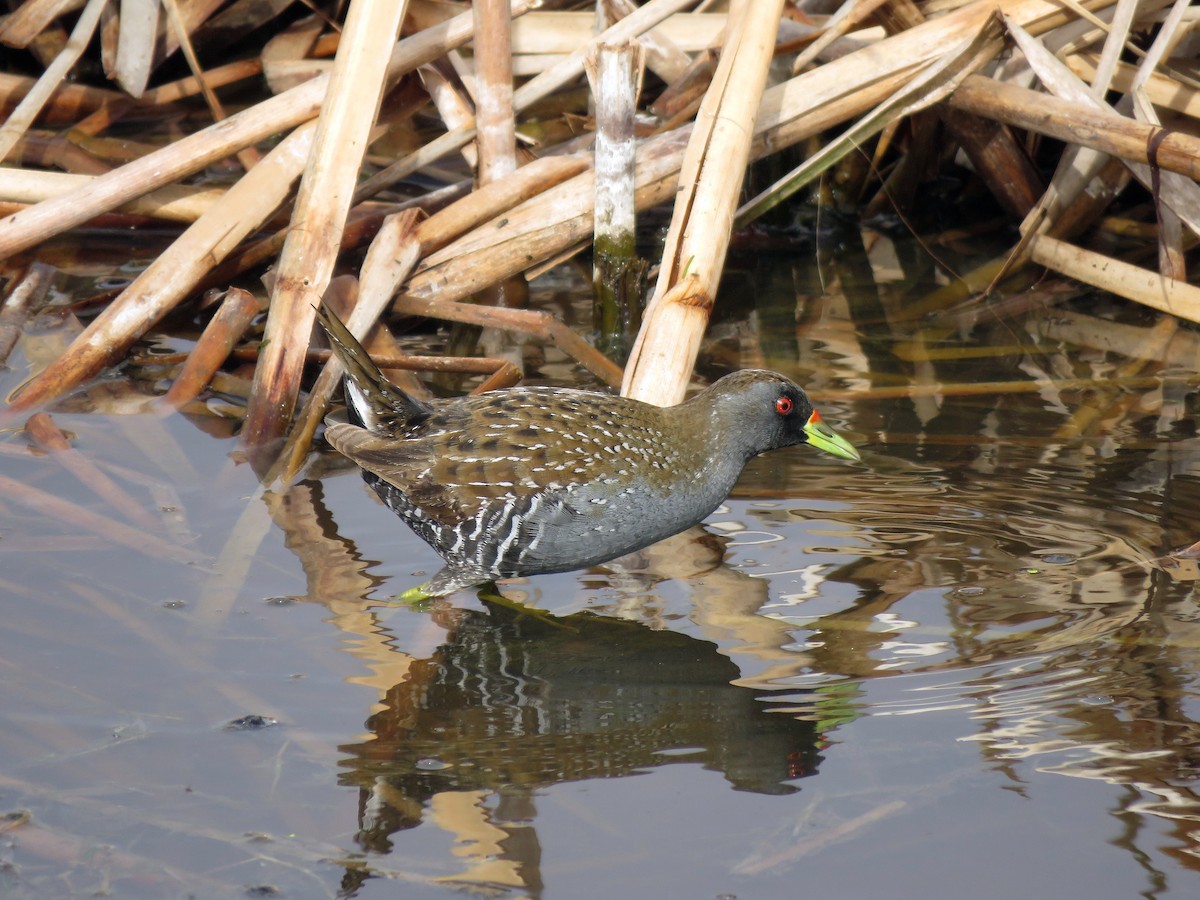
[2,236,1200,898]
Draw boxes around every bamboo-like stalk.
[468,0,528,377]
[621,0,787,405]
[0,168,225,221]
[157,288,261,412]
[1030,233,1200,324]
[240,0,412,454]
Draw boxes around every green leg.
[476,582,576,631]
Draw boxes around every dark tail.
[313,304,431,432]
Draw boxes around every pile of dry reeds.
[2,0,1198,478]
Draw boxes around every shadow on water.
[6,222,1200,896]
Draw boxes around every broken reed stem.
[957,52,1200,182]
[607,0,692,84]
[398,0,1074,318]
[157,288,261,412]
[473,0,518,184]
[622,0,787,405]
[372,0,1187,379]
[370,0,1084,418]
[241,0,412,453]
[586,40,646,357]
[0,169,227,222]
[0,262,55,368]
[1029,234,1200,324]
[2,0,1171,448]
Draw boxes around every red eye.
[775,397,793,415]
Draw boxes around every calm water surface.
[3,237,1200,898]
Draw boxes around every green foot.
[397,583,435,609]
